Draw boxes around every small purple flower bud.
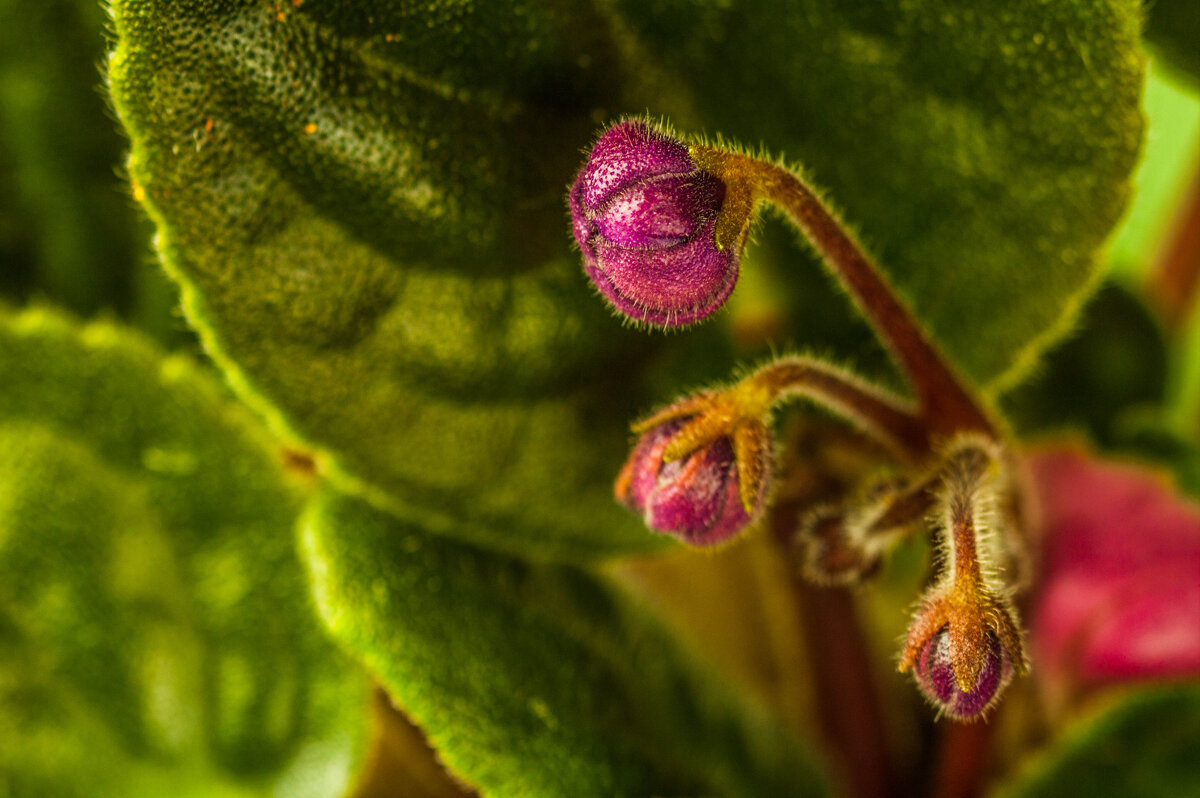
[915,628,1013,720]
[614,418,769,546]
[569,120,739,327]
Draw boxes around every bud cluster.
[570,118,1028,722]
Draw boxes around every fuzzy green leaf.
[302,488,827,797]
[108,0,1143,557]
[992,686,1200,798]
[0,308,365,797]
[617,0,1145,390]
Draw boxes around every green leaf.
[615,0,1146,391]
[1145,0,1200,83]
[107,0,1143,557]
[1107,60,1200,278]
[0,0,180,341]
[0,308,366,797]
[992,686,1200,798]
[1002,282,1168,445]
[302,488,827,797]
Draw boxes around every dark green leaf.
[1145,0,1200,84]
[108,0,1144,556]
[0,307,365,796]
[302,488,827,797]
[992,686,1200,798]
[1002,283,1168,444]
[616,0,1145,390]
[0,0,180,341]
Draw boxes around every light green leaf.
[0,308,365,797]
[302,488,827,797]
[107,0,1143,557]
[992,686,1200,798]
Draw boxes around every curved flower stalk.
[570,118,995,439]
[617,356,928,546]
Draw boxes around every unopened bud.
[615,415,770,546]
[914,628,1013,720]
[569,120,742,327]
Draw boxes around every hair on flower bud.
[914,627,1013,720]
[898,435,1028,720]
[568,119,753,327]
[614,396,772,546]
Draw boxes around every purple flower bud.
[569,120,738,327]
[614,418,768,546]
[915,628,1013,720]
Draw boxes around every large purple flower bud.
[914,628,1014,721]
[614,417,769,546]
[569,120,739,327]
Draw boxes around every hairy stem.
[748,356,932,460]
[943,444,991,592]
[639,355,930,466]
[771,501,904,798]
[693,147,996,441]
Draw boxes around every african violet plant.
[2,0,1200,795]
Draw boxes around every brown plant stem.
[930,720,996,798]
[1147,162,1200,333]
[693,147,997,441]
[351,685,478,798]
[751,356,932,460]
[771,501,903,798]
[868,473,939,534]
[756,162,994,438]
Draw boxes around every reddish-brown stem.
[772,502,904,798]
[948,487,983,589]
[930,720,995,798]
[869,473,939,534]
[1147,162,1200,332]
[704,150,996,440]
[752,356,932,460]
[942,442,993,591]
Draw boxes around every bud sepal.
[615,388,773,546]
[899,586,1026,720]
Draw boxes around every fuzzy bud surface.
[569,120,737,327]
[615,418,767,545]
[915,628,1013,720]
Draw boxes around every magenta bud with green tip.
[569,120,738,327]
